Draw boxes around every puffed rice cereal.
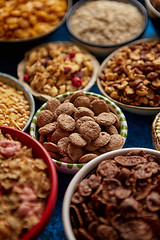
[20,42,95,97]
[0,130,50,240]
[0,0,67,40]
[0,81,30,130]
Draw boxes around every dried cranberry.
[69,52,75,58]
[23,73,29,82]
[64,56,72,62]
[72,77,82,87]
[64,67,71,74]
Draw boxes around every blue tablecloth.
[0,1,160,239]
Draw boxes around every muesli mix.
[23,43,94,97]
[99,40,160,107]
[0,130,50,240]
[37,92,124,164]
[70,149,160,240]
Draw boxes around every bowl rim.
[62,147,160,240]
[30,91,128,174]
[97,37,160,113]
[0,0,72,43]
[66,0,148,48]
[145,0,160,17]
[17,41,100,102]
[0,126,58,240]
[0,72,35,131]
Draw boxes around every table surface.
[0,1,160,239]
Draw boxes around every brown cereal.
[92,132,111,148]
[69,133,87,147]
[79,153,98,163]
[74,107,94,120]
[37,110,54,127]
[57,114,75,132]
[57,137,70,156]
[38,122,56,135]
[73,96,91,108]
[67,144,84,163]
[55,102,76,117]
[76,116,95,131]
[70,150,160,239]
[96,112,116,126]
[36,92,124,164]
[99,134,124,153]
[90,99,109,115]
[79,121,101,141]
[99,40,160,107]
[46,98,61,113]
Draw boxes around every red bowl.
[0,126,58,240]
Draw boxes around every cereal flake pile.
[0,0,67,40]
[99,40,160,107]
[37,92,124,164]
[0,130,50,240]
[70,150,160,240]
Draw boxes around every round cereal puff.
[69,91,86,103]
[74,107,94,120]
[38,122,56,135]
[37,110,54,127]
[73,96,90,108]
[76,116,95,131]
[79,121,101,141]
[79,153,97,163]
[67,143,84,162]
[51,127,70,143]
[43,142,58,152]
[57,137,70,156]
[57,114,75,132]
[69,133,87,147]
[55,102,76,118]
[99,134,124,153]
[46,98,61,113]
[105,125,118,135]
[96,112,116,126]
[92,132,111,148]
[90,99,109,115]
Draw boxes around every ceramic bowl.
[17,41,100,102]
[0,0,72,44]
[152,111,160,150]
[97,38,160,115]
[66,0,148,59]
[0,72,35,131]
[62,147,160,240]
[0,126,58,240]
[30,91,128,174]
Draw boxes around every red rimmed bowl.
[0,126,58,240]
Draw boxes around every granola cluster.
[0,130,50,240]
[99,40,160,107]
[70,149,160,240]
[23,42,94,97]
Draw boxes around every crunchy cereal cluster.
[99,40,160,107]
[0,81,30,130]
[0,130,50,240]
[23,42,94,97]
[70,149,160,240]
[0,0,67,40]
[37,92,124,164]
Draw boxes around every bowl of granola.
[0,72,35,131]
[62,147,160,240]
[97,38,160,115]
[66,0,148,58]
[17,41,100,101]
[0,0,72,43]
[30,91,128,174]
[0,126,58,240]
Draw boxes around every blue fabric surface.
[0,1,159,239]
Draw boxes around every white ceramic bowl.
[17,41,100,101]
[62,147,160,240]
[145,0,160,18]
[66,0,148,59]
[30,91,128,174]
[97,38,160,115]
[0,72,35,131]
